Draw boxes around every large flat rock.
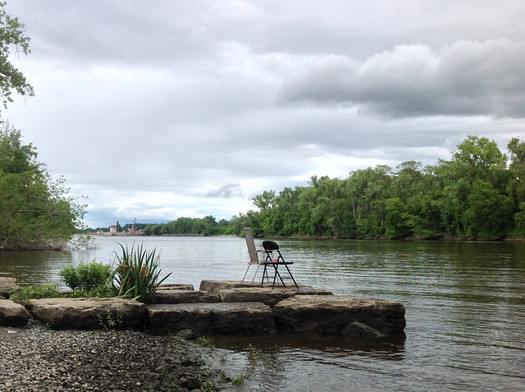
[219,287,297,307]
[150,289,219,304]
[273,296,406,337]
[199,280,260,294]
[147,302,276,335]
[157,283,195,291]
[0,299,29,327]
[29,298,146,330]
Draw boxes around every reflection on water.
[0,236,524,391]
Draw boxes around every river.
[0,236,523,391]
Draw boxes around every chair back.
[262,240,284,262]
[243,227,260,264]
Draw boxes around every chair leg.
[283,264,299,288]
[250,264,261,282]
[242,264,250,282]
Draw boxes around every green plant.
[196,336,214,347]
[231,374,245,386]
[111,243,172,303]
[59,262,112,291]
[98,309,123,331]
[10,284,62,305]
[200,381,216,392]
[69,285,116,298]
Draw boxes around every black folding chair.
[261,240,298,289]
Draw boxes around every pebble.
[0,324,226,391]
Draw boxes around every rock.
[29,298,146,330]
[0,277,18,297]
[0,299,29,327]
[150,289,219,304]
[198,280,260,294]
[175,329,198,340]
[146,302,276,335]
[219,287,297,307]
[272,296,406,337]
[157,283,195,291]
[341,321,386,338]
[296,285,334,295]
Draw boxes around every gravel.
[0,323,228,392]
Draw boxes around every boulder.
[29,298,146,330]
[0,299,29,327]
[272,296,406,337]
[0,277,18,297]
[219,287,297,307]
[341,321,386,338]
[150,289,219,304]
[199,280,260,294]
[146,302,276,335]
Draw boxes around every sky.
[4,0,525,229]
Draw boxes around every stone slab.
[198,280,260,294]
[29,298,146,330]
[272,296,406,337]
[146,302,276,335]
[0,299,29,327]
[296,286,334,296]
[219,287,297,307]
[150,289,219,304]
[157,283,195,291]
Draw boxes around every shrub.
[111,243,171,303]
[10,284,62,306]
[59,262,113,291]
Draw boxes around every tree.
[0,1,34,111]
[0,124,80,249]
[507,138,525,236]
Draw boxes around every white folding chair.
[241,227,264,282]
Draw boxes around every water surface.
[0,236,523,391]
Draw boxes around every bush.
[59,262,112,291]
[10,284,62,306]
[112,243,171,303]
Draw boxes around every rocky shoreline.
[0,322,228,392]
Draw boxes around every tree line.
[104,136,524,241]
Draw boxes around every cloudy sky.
[5,0,525,228]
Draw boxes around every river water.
[0,236,523,391]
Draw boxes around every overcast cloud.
[5,0,525,228]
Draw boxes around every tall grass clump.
[112,243,171,303]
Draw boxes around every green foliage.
[196,336,214,347]
[236,136,525,241]
[59,262,113,291]
[111,243,172,303]
[9,284,62,306]
[0,1,34,111]
[143,215,229,236]
[0,124,83,249]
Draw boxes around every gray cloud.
[279,40,525,118]
[206,183,243,198]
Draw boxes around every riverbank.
[0,323,229,392]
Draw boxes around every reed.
[112,243,171,303]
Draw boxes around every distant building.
[109,225,117,233]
